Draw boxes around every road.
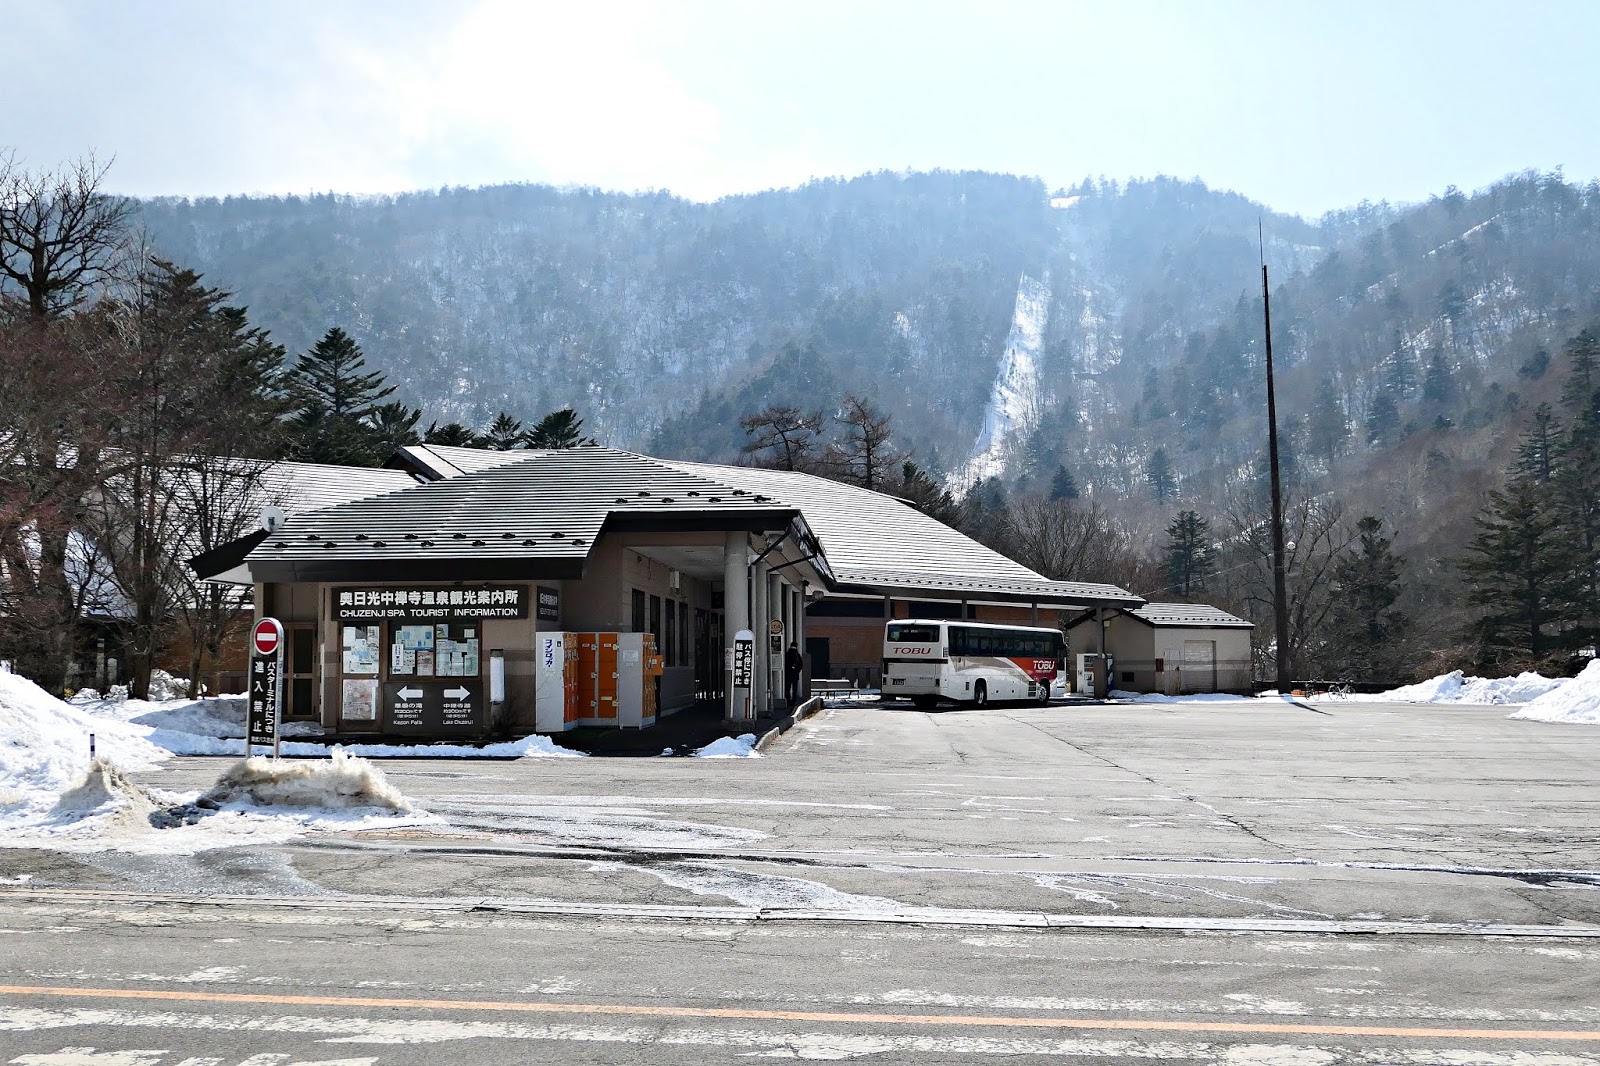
[3,698,1598,1061]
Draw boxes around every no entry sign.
[252,618,284,657]
[248,617,285,755]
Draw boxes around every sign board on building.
[248,617,284,754]
[381,680,485,735]
[732,629,755,689]
[332,586,529,622]
[536,585,560,623]
[768,618,784,654]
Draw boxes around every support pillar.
[751,556,769,717]
[724,532,749,720]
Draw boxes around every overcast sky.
[6,0,1596,218]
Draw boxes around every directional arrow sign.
[445,686,470,700]
[397,687,423,699]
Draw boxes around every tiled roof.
[1128,602,1254,628]
[245,448,797,581]
[256,460,420,514]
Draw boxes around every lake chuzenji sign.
[332,585,529,621]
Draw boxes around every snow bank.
[1381,670,1566,705]
[693,733,761,758]
[1510,661,1600,724]
[200,749,412,811]
[1110,690,1253,703]
[0,670,167,803]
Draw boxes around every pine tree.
[1164,510,1215,598]
[1365,390,1400,447]
[423,421,480,447]
[482,411,526,450]
[525,407,592,449]
[1306,377,1349,468]
[1553,420,1600,637]
[1384,334,1415,397]
[1512,404,1559,484]
[1560,326,1599,421]
[1422,349,1454,405]
[1460,478,1581,664]
[283,327,396,466]
[1145,447,1176,503]
[368,402,422,455]
[1323,517,1411,681]
[1048,464,1079,501]
[895,461,959,526]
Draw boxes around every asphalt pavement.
[3,697,1598,1062]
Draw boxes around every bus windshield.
[886,623,941,644]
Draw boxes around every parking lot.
[15,696,1599,927]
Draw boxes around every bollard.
[89,733,96,759]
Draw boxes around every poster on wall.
[341,625,380,675]
[341,678,379,721]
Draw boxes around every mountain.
[137,169,1600,603]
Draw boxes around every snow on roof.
[1127,602,1254,629]
[379,446,1140,606]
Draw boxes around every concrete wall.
[1067,615,1255,695]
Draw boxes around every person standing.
[784,641,805,707]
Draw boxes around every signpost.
[248,617,285,758]
[732,628,755,719]
[381,680,485,734]
[768,617,784,654]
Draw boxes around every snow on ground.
[694,733,761,758]
[1377,669,1566,705]
[1110,691,1255,704]
[2,670,433,853]
[1510,661,1600,724]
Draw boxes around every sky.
[5,0,1597,219]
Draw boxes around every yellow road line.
[0,984,1596,1042]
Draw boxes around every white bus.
[883,619,1065,708]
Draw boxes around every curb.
[756,695,825,752]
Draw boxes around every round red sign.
[252,618,283,657]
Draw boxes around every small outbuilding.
[1064,602,1254,695]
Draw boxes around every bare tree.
[1218,491,1354,679]
[1002,495,1162,593]
[0,152,134,318]
[827,395,908,490]
[739,405,824,471]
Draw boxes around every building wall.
[1067,616,1254,695]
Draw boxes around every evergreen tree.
[1365,389,1400,447]
[1460,478,1581,665]
[283,327,396,466]
[1323,517,1411,681]
[1306,377,1350,468]
[1164,510,1215,599]
[1384,334,1415,397]
[1553,420,1600,637]
[1048,464,1079,501]
[1422,349,1454,405]
[367,401,422,456]
[525,407,593,449]
[1145,447,1176,503]
[482,411,526,450]
[1560,326,1599,421]
[423,421,480,447]
[1512,404,1559,484]
[895,461,960,526]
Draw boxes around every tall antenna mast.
[1259,220,1292,694]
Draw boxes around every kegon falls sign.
[332,586,529,621]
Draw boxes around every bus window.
[887,623,941,644]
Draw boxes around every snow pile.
[1510,661,1600,724]
[1111,691,1253,703]
[299,734,580,759]
[693,733,761,758]
[0,670,167,803]
[1381,670,1566,705]
[146,670,196,701]
[200,749,413,811]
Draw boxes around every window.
[389,622,481,679]
[887,623,941,644]
[287,625,316,720]
[649,594,662,645]
[631,589,646,633]
[339,624,381,722]
[679,601,691,666]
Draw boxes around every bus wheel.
[912,696,939,710]
[1037,682,1050,706]
[971,681,988,708]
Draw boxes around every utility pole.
[1260,227,1292,693]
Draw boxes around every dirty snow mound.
[694,733,761,759]
[200,749,414,811]
[49,757,163,830]
[1510,661,1600,724]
